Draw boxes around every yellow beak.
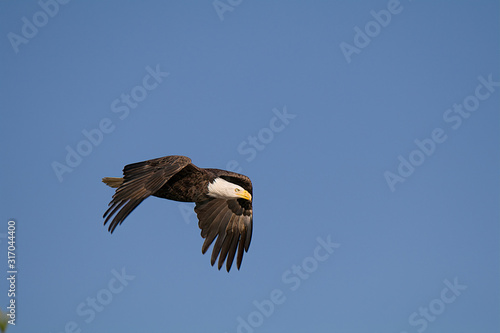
[237,190,252,201]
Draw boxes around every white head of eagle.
[208,178,252,201]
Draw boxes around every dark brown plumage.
[102,155,253,272]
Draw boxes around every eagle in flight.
[102,155,253,272]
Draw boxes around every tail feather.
[102,177,124,188]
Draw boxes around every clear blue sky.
[1,1,499,332]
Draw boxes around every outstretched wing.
[195,198,253,272]
[103,155,192,233]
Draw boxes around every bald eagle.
[102,155,253,272]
